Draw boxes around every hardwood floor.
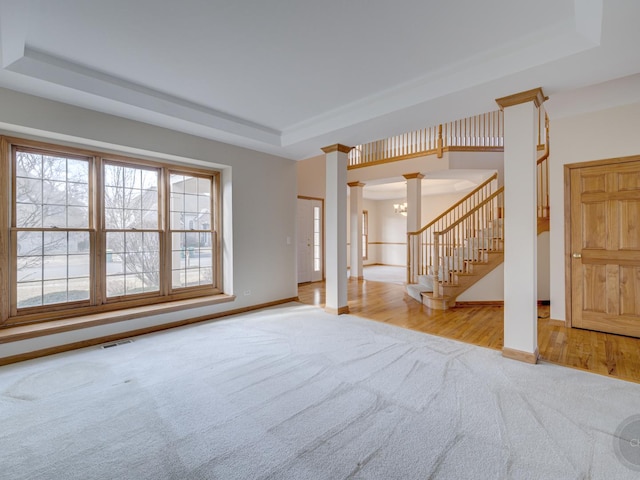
[298,279,640,384]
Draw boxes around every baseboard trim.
[455,300,550,307]
[325,306,350,315]
[0,296,299,367]
[502,347,539,364]
[456,301,504,307]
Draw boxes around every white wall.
[549,101,640,321]
[448,150,505,186]
[457,232,550,302]
[0,87,297,359]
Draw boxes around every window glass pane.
[16,203,42,228]
[16,178,43,204]
[43,155,66,181]
[106,232,159,297]
[17,281,42,308]
[17,230,91,309]
[106,275,125,297]
[43,181,67,205]
[68,278,90,302]
[43,231,68,255]
[105,208,124,229]
[45,205,67,228]
[141,170,157,190]
[104,164,158,230]
[16,153,90,229]
[16,152,42,179]
[17,231,43,256]
[68,207,89,228]
[44,255,67,280]
[197,177,211,196]
[16,257,42,283]
[67,182,89,206]
[67,159,88,183]
[171,231,213,289]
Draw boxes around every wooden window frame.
[0,136,222,327]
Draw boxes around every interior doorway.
[297,197,323,283]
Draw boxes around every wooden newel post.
[437,124,444,158]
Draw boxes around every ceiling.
[361,170,495,200]
[1,0,639,160]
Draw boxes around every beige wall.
[549,101,640,321]
[297,155,325,199]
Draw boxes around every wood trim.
[564,164,573,327]
[0,297,298,366]
[495,87,547,109]
[502,347,539,364]
[0,294,236,344]
[456,300,504,307]
[297,195,324,201]
[564,154,640,170]
[402,173,424,180]
[445,146,504,153]
[349,149,439,168]
[325,305,350,315]
[0,137,10,324]
[347,181,365,188]
[368,242,406,246]
[321,144,351,154]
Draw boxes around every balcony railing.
[348,108,548,169]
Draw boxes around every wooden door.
[297,198,323,284]
[569,158,640,336]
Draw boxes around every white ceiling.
[361,169,496,200]
[0,0,639,160]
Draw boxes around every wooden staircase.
[406,177,505,309]
[406,134,549,309]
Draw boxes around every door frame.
[564,154,640,328]
[297,195,324,282]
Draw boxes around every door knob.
[572,253,582,258]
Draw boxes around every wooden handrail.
[437,187,504,235]
[407,172,498,236]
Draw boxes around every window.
[14,149,91,308]
[1,137,221,325]
[313,205,321,272]
[362,210,368,260]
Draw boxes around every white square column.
[323,144,350,315]
[496,88,545,364]
[348,181,365,280]
[404,173,423,284]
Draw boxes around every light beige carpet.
[1,303,639,479]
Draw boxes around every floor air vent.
[100,339,133,349]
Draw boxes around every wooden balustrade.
[348,108,550,168]
[407,184,504,295]
[349,111,505,168]
[406,173,499,284]
[372,108,549,290]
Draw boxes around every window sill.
[0,294,236,344]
